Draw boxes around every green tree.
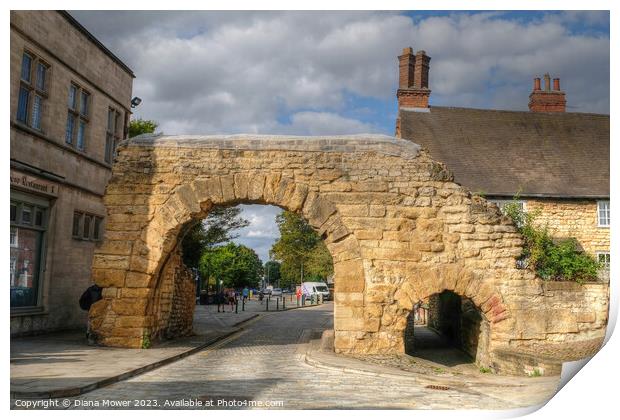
[128,118,158,138]
[264,260,281,287]
[199,243,263,289]
[270,211,333,288]
[181,206,249,269]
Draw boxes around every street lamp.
[131,96,142,108]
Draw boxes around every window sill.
[11,306,48,317]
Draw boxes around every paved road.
[56,302,557,410]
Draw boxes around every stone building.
[395,47,610,278]
[10,11,134,335]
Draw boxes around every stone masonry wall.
[525,198,609,256]
[88,135,609,374]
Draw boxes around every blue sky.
[70,10,610,263]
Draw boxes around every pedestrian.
[259,289,264,304]
[242,286,249,303]
[228,289,236,311]
[216,288,226,313]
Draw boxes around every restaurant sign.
[10,170,59,197]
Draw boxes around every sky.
[68,10,610,263]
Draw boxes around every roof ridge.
[423,105,609,117]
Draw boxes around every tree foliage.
[264,260,282,286]
[270,211,333,288]
[128,118,158,138]
[503,200,600,283]
[181,206,249,269]
[199,243,263,289]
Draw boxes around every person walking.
[228,289,236,311]
[242,286,249,303]
[216,288,226,313]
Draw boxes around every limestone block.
[248,173,266,201]
[93,268,126,288]
[220,175,235,202]
[111,298,149,315]
[303,192,337,227]
[233,172,250,199]
[334,259,365,292]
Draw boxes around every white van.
[301,282,331,301]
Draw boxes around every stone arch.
[88,134,607,375]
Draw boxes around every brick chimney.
[528,73,566,112]
[396,47,431,109]
[396,47,431,137]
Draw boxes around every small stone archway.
[88,134,607,374]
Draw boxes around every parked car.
[271,288,283,296]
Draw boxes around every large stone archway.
[89,134,608,374]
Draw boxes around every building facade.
[10,11,134,335]
[395,47,610,279]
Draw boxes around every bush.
[503,200,600,283]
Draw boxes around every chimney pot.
[529,74,566,113]
[402,47,413,55]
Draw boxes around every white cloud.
[71,10,608,137]
[230,205,282,262]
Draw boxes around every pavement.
[12,301,563,410]
[10,298,285,398]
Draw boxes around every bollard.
[235,299,238,314]
[266,297,269,311]
[276,298,279,311]
[302,295,305,306]
[242,299,245,311]
[283,297,286,310]
[311,294,315,305]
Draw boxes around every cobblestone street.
[48,302,561,410]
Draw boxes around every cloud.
[230,204,282,262]
[70,10,608,137]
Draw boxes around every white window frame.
[597,200,610,227]
[488,199,527,214]
[596,251,610,270]
[10,226,19,248]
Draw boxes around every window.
[72,212,82,237]
[65,83,90,151]
[16,51,49,130]
[93,217,102,241]
[489,199,526,214]
[597,201,610,227]
[596,252,610,270]
[20,53,32,82]
[10,195,48,308]
[72,211,103,242]
[105,107,123,164]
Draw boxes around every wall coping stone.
[124,134,421,159]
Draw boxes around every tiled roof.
[400,106,610,198]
